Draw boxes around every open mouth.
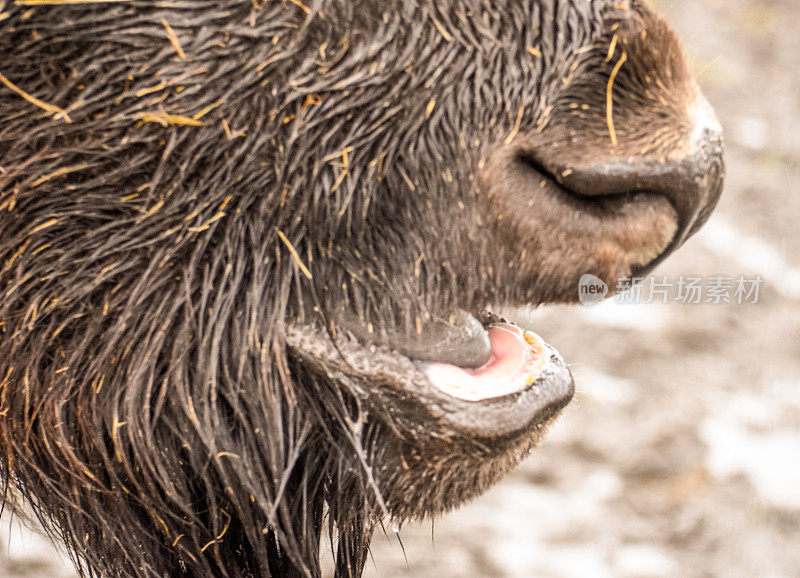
[415,311,564,402]
[404,309,575,439]
[286,309,574,440]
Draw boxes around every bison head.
[0,1,722,576]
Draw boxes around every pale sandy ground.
[2,0,799,576]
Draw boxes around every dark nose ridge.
[549,101,725,272]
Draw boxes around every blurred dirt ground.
[3,0,799,576]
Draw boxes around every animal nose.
[549,94,725,270]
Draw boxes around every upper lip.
[339,309,494,370]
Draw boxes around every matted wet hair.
[0,0,708,576]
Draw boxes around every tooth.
[523,331,544,356]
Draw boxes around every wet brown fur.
[0,1,713,576]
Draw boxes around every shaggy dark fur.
[0,1,722,577]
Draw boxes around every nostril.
[483,89,724,289]
[524,94,724,260]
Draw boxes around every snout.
[480,3,724,303]
[540,93,725,276]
